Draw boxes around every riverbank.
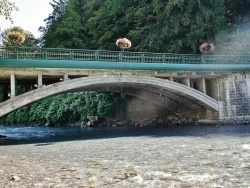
[0,128,250,188]
[0,116,228,128]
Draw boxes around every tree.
[41,0,88,48]
[83,0,226,53]
[4,92,125,125]
[39,0,67,46]
[225,0,250,29]
[0,0,18,23]
[43,0,87,48]
[41,0,226,53]
[84,0,135,50]
[23,31,40,47]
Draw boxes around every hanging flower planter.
[116,38,132,50]
[7,31,25,45]
[199,42,214,54]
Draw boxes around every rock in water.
[0,135,7,138]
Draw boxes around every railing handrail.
[1,46,250,64]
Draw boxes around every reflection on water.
[0,124,250,145]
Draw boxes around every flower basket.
[116,38,132,50]
[199,43,214,54]
[7,31,25,45]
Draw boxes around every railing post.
[162,55,166,63]
[181,55,185,63]
[95,51,99,61]
[119,52,123,62]
[43,50,47,59]
[70,50,74,60]
[201,55,204,64]
[219,56,222,64]
[141,54,145,62]
[15,47,19,59]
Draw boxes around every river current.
[0,124,250,187]
[1,124,250,145]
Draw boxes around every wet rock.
[33,182,44,187]
[10,175,21,181]
[124,171,137,178]
[0,134,7,138]
[241,163,250,169]
[178,174,218,184]
[202,161,215,165]
[131,175,144,184]
[86,121,92,127]
[144,171,172,179]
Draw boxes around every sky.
[0,0,53,38]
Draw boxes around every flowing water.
[0,124,250,187]
[1,124,250,145]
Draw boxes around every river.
[0,124,250,187]
[1,124,250,145]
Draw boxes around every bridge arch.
[0,75,218,117]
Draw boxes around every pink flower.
[116,38,132,50]
[199,42,214,54]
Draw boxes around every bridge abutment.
[218,72,250,121]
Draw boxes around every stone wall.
[112,93,208,126]
[218,72,250,120]
[123,95,164,121]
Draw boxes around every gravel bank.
[0,134,250,188]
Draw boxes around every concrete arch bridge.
[1,47,250,122]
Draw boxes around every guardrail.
[0,46,250,64]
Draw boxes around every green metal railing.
[1,46,250,64]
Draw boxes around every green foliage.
[85,0,225,53]
[42,0,87,48]
[39,0,67,46]
[5,106,30,124]
[127,0,225,53]
[23,32,40,47]
[4,92,125,125]
[41,0,227,53]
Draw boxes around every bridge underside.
[73,84,216,120]
[0,73,219,119]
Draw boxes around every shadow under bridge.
[0,75,219,117]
